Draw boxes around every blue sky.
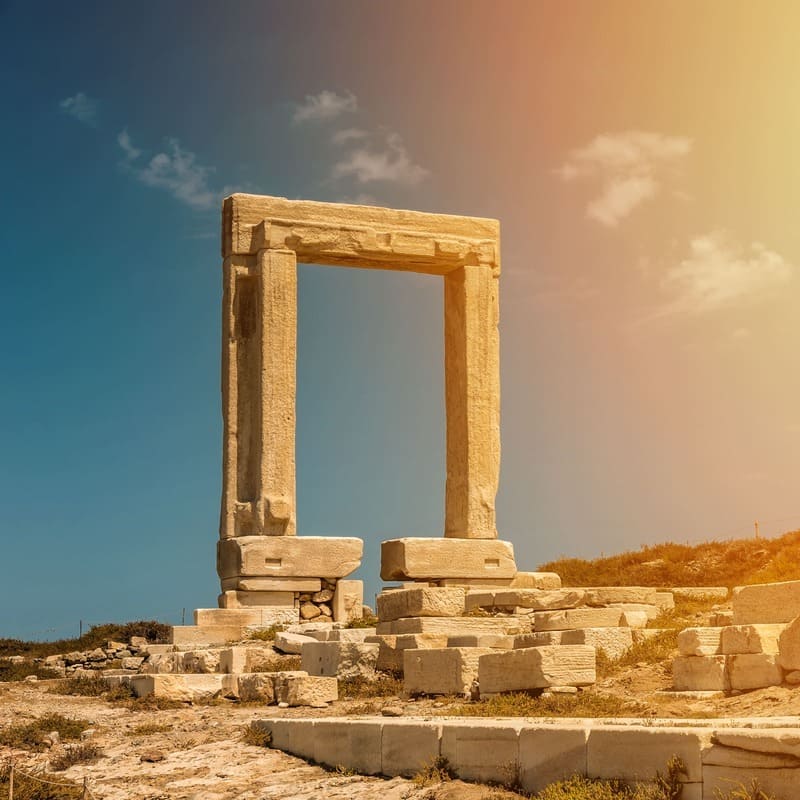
[2,1,800,639]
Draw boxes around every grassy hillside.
[539,529,800,589]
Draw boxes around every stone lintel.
[221,577,322,592]
[223,194,500,275]
[380,537,516,581]
[217,536,363,580]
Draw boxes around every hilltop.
[539,528,800,588]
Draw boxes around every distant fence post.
[82,775,89,799]
[8,761,14,800]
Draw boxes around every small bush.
[50,742,103,771]
[446,690,636,719]
[50,675,108,697]
[339,672,403,699]
[114,695,185,712]
[614,630,678,670]
[242,724,273,747]
[345,614,379,629]
[413,755,455,787]
[0,714,91,750]
[0,660,60,682]
[247,624,284,642]
[128,722,172,736]
[104,683,135,702]
[713,780,777,800]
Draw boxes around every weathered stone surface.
[513,631,564,648]
[672,656,730,691]
[440,720,523,785]
[446,634,513,649]
[237,673,276,703]
[332,579,363,623]
[778,616,800,671]
[377,587,466,621]
[300,602,321,620]
[721,623,785,655]
[140,652,183,674]
[670,587,729,601]
[381,538,516,581]
[169,625,244,647]
[222,577,321,592]
[301,641,379,679]
[584,587,658,606]
[377,615,526,636]
[534,608,622,631]
[607,602,660,621]
[194,607,297,628]
[653,591,676,612]
[511,572,562,589]
[217,536,363,579]
[273,632,317,655]
[478,646,596,694]
[702,766,797,800]
[273,673,337,707]
[728,653,782,690]
[618,609,649,628]
[381,720,442,777]
[678,627,724,657]
[218,646,279,674]
[376,633,448,673]
[560,627,633,660]
[313,720,382,775]
[218,590,295,609]
[326,628,376,643]
[404,648,493,695]
[130,674,224,702]
[471,588,585,611]
[518,726,589,793]
[181,649,222,674]
[732,580,800,624]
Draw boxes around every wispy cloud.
[333,132,428,186]
[332,127,368,145]
[557,131,692,227]
[59,92,98,126]
[118,131,216,210]
[660,231,793,314]
[293,90,357,124]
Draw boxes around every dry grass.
[345,614,379,629]
[49,675,109,697]
[539,529,800,588]
[445,690,638,718]
[0,763,83,799]
[338,672,403,699]
[0,660,60,682]
[247,624,285,642]
[413,755,455,787]
[713,780,777,800]
[127,722,173,736]
[0,714,91,751]
[114,695,186,712]
[49,742,103,771]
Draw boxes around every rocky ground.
[3,659,800,800]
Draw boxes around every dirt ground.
[3,664,800,799]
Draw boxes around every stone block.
[381,720,442,777]
[120,656,144,670]
[701,766,798,800]
[238,672,276,703]
[483,588,586,611]
[446,634,513,649]
[377,616,526,636]
[220,673,239,698]
[274,632,317,655]
[274,673,337,706]
[326,628,377,643]
[534,608,622,631]
[479,646,596,694]
[219,646,279,674]
[301,641,379,678]
[653,591,675,613]
[169,625,244,647]
[440,720,523,786]
[258,718,317,761]
[511,571,562,589]
[217,535,363,579]
[721,623,785,655]
[728,653,782,690]
[381,538,516,581]
[672,656,730,691]
[513,631,564,648]
[583,587,658,606]
[376,633,448,673]
[518,725,589,793]
[140,652,183,674]
[587,726,708,783]
[332,579,364,622]
[671,587,729,601]
[312,720,382,775]
[608,602,660,621]
[560,627,633,660]
[130,674,224,702]
[218,590,296,609]
[223,577,321,593]
[779,616,800,670]
[377,587,466,621]
[732,580,800,624]
[618,610,649,628]
[181,649,222,674]
[404,647,492,695]
[677,627,723,657]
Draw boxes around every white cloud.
[661,231,793,314]
[293,90,357,124]
[333,132,428,186]
[117,131,216,210]
[558,131,692,227]
[59,92,98,126]
[333,127,368,145]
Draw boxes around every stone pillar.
[443,264,500,539]
[220,248,297,540]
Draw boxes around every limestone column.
[443,264,500,539]
[220,248,297,539]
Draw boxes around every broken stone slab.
[607,602,660,621]
[560,627,633,661]
[677,627,724,657]
[534,608,623,631]
[377,615,526,636]
[129,674,224,702]
[217,535,363,579]
[778,616,800,670]
[140,652,183,674]
[218,646,280,673]
[380,538,516,581]
[672,655,730,692]
[618,610,649,629]
[238,672,277,703]
[732,580,800,625]
[478,645,596,694]
[375,633,449,673]
[221,577,322,593]
[218,590,295,609]
[670,586,729,601]
[721,623,785,655]
[301,641,379,679]
[181,649,222,674]
[728,653,782,691]
[446,634,514,649]
[583,587,659,606]
[513,631,564,648]
[467,588,586,612]
[273,632,317,655]
[274,673,337,706]
[404,647,493,695]
[377,587,466,622]
[325,628,377,643]
[333,579,364,623]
